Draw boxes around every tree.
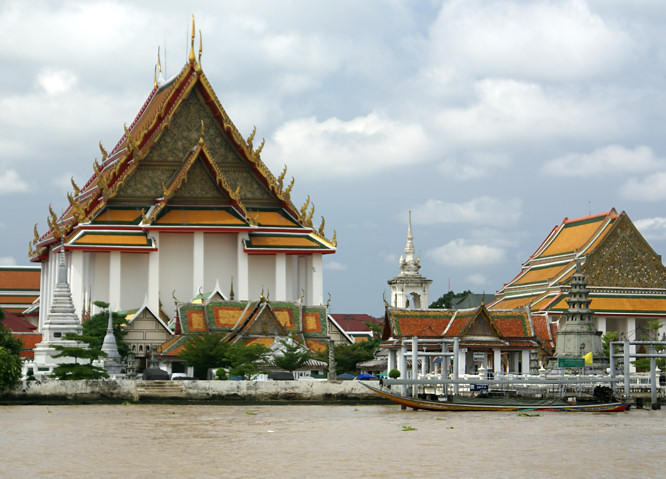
[50,332,109,380]
[429,290,472,309]
[82,301,129,359]
[178,333,230,379]
[632,320,665,372]
[602,331,619,358]
[0,309,24,390]
[272,338,311,373]
[226,343,269,379]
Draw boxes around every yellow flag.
[583,351,593,365]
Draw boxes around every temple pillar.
[38,260,49,331]
[309,253,323,305]
[388,349,396,373]
[521,349,530,375]
[493,348,501,375]
[109,251,121,310]
[70,250,84,318]
[275,253,287,301]
[237,232,249,300]
[193,231,204,297]
[596,316,607,335]
[148,232,160,315]
[458,348,467,377]
[627,317,637,372]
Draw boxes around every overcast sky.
[3,0,666,316]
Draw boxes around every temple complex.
[490,209,666,366]
[388,212,432,309]
[29,19,336,338]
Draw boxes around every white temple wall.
[120,253,148,310]
[286,255,298,301]
[69,250,84,319]
[38,259,49,330]
[159,233,193,316]
[91,252,110,315]
[203,233,236,296]
[248,255,275,299]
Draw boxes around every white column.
[109,251,121,310]
[627,317,637,372]
[388,349,396,373]
[493,348,501,375]
[193,231,204,297]
[275,253,287,301]
[38,260,49,331]
[596,316,607,334]
[458,348,467,377]
[309,253,323,305]
[521,349,530,375]
[297,255,307,303]
[70,250,84,317]
[148,232,160,316]
[237,232,249,301]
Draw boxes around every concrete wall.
[1,380,383,404]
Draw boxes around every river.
[1,404,664,478]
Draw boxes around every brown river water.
[1,404,665,478]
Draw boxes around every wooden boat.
[360,382,631,412]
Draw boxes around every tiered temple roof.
[29,21,335,261]
[0,266,40,314]
[490,209,666,319]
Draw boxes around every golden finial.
[48,204,56,221]
[162,181,169,197]
[33,224,39,243]
[123,124,139,157]
[189,15,196,65]
[325,293,331,309]
[254,139,265,159]
[196,29,203,72]
[299,195,310,218]
[284,177,294,199]
[260,287,265,302]
[298,289,305,304]
[247,126,256,149]
[306,203,315,226]
[72,202,85,222]
[93,159,101,176]
[154,64,157,88]
[233,185,241,199]
[157,46,162,73]
[172,290,178,305]
[28,242,34,257]
[383,292,389,309]
[332,230,337,247]
[277,165,287,190]
[318,216,325,236]
[70,177,80,196]
[99,141,108,162]
[140,208,148,224]
[199,286,204,300]
[266,289,270,302]
[199,120,204,145]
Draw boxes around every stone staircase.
[136,380,187,399]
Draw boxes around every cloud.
[0,256,17,266]
[0,169,30,194]
[37,69,77,95]
[324,260,347,271]
[427,239,505,267]
[428,0,635,82]
[437,152,511,180]
[411,196,521,226]
[622,173,666,201]
[542,145,663,177]
[465,273,487,286]
[634,217,666,240]
[265,113,430,179]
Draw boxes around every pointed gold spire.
[188,15,196,65]
[33,224,39,244]
[299,195,310,218]
[318,216,325,236]
[196,29,203,72]
[99,141,108,162]
[199,120,205,145]
[157,46,162,73]
[332,230,337,247]
[70,176,80,196]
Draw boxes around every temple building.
[388,212,432,309]
[490,209,666,363]
[0,266,40,319]
[29,20,336,339]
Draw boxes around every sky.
[3,0,666,317]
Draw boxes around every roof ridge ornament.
[188,15,196,65]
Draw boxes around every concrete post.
[623,338,630,400]
[412,337,418,398]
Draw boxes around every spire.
[399,211,420,275]
[101,308,121,360]
[188,15,196,65]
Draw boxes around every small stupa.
[101,309,123,375]
[553,262,608,370]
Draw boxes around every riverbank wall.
[0,379,387,405]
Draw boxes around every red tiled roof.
[1,312,37,332]
[330,314,381,333]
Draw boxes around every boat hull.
[361,383,631,412]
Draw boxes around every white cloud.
[411,196,521,226]
[0,256,17,266]
[0,169,30,194]
[542,145,663,177]
[634,217,666,240]
[622,173,666,201]
[429,0,635,82]
[437,152,511,180]
[37,69,77,95]
[427,239,505,267]
[324,260,347,271]
[265,113,430,179]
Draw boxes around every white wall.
[203,233,236,296]
[91,252,110,314]
[121,253,148,310]
[248,255,275,300]
[159,233,193,317]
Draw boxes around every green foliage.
[602,331,619,358]
[0,318,23,390]
[215,367,228,380]
[632,320,665,372]
[178,333,269,379]
[272,338,311,373]
[51,332,109,380]
[429,290,472,309]
[82,304,129,359]
[389,368,401,379]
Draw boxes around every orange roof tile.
[537,213,611,258]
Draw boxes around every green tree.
[50,332,109,380]
[632,320,665,372]
[226,343,269,379]
[178,333,230,379]
[602,331,619,358]
[82,301,129,359]
[272,338,311,373]
[429,290,472,309]
[0,309,24,390]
